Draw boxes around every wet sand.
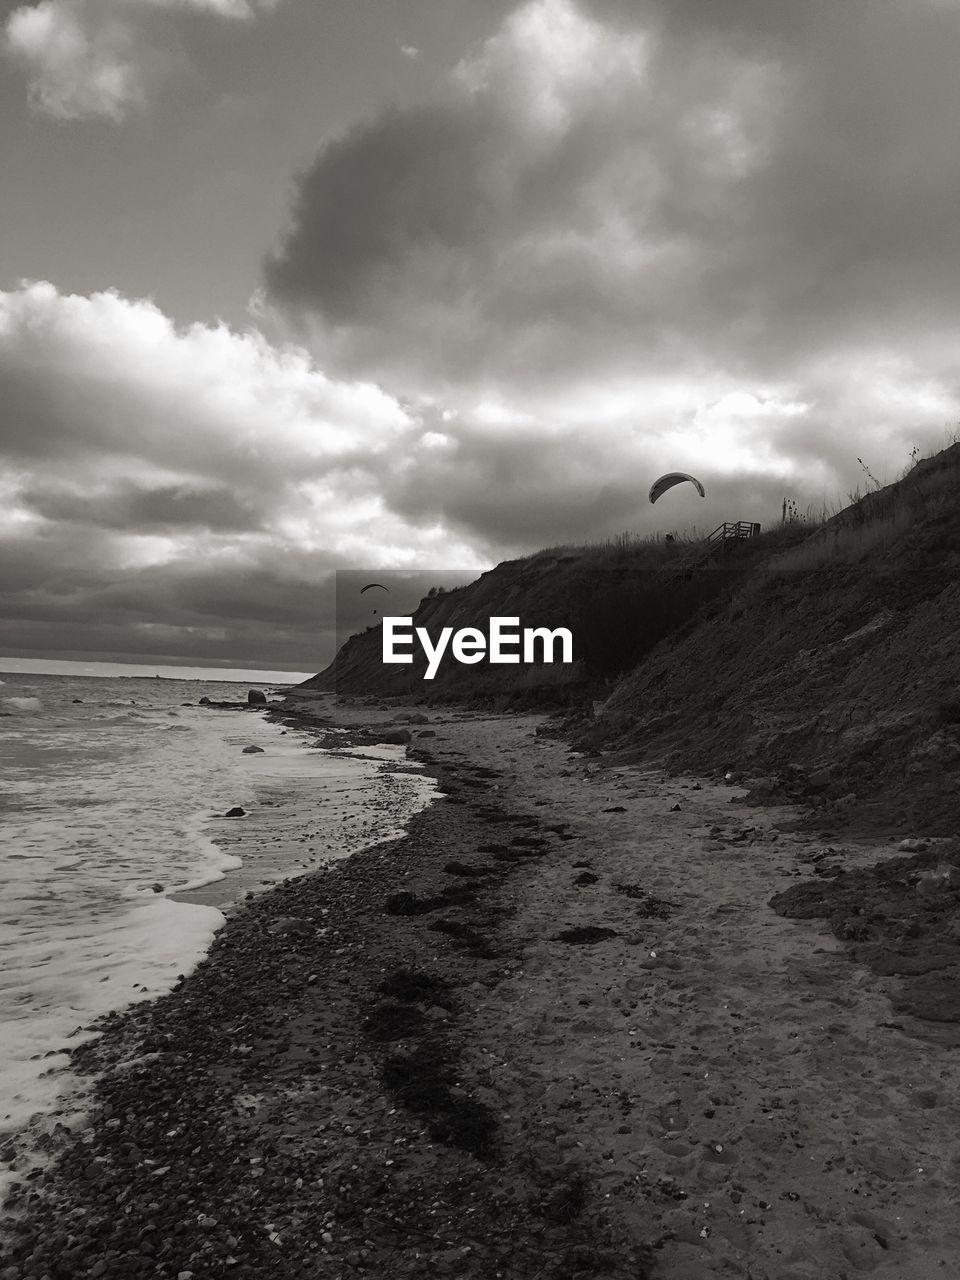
[173,735,433,914]
[2,700,960,1279]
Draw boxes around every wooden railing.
[706,521,762,546]
[658,520,761,584]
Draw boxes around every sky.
[2,0,959,672]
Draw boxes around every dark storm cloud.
[21,483,263,532]
[264,0,960,404]
[380,414,837,549]
[264,103,490,323]
[380,423,641,545]
[7,0,960,671]
[0,518,338,666]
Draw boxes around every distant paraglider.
[648,472,706,505]
[360,582,390,617]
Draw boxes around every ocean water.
[0,672,433,1197]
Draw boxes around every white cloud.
[264,0,784,394]
[259,0,960,522]
[1,277,957,666]
[8,0,960,659]
[2,279,575,576]
[0,281,410,531]
[5,1,143,120]
[4,0,280,120]
[263,0,960,403]
[0,281,487,663]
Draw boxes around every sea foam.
[0,673,435,1205]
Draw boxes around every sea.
[0,669,434,1200]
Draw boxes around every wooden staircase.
[660,521,762,585]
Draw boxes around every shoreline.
[3,701,960,1278]
[174,713,435,915]
[0,701,432,1213]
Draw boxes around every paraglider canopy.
[360,582,390,593]
[648,472,706,504]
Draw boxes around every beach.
[0,677,433,1211]
[3,697,960,1279]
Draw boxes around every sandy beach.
[3,698,959,1280]
[9,3,960,1275]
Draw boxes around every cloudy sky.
[3,0,959,671]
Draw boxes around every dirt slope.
[307,444,959,832]
[304,555,591,703]
[305,537,780,707]
[589,443,960,836]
